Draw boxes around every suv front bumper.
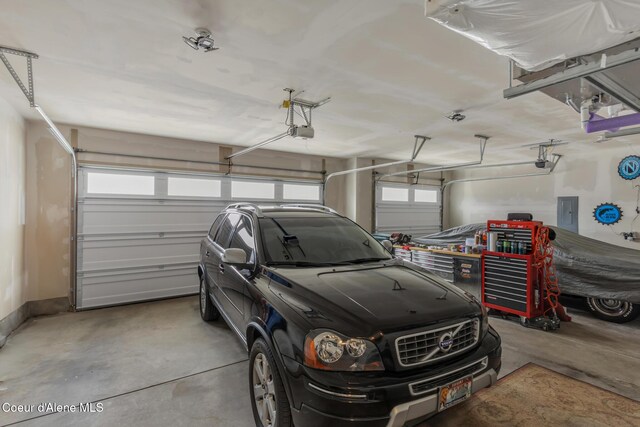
[387,368,496,427]
[285,328,501,427]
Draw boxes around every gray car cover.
[414,224,640,303]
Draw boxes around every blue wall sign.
[618,155,640,180]
[593,203,623,225]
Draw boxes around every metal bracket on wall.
[285,88,331,128]
[0,44,76,166]
[0,45,38,107]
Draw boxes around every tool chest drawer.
[483,254,530,314]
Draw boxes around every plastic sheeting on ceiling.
[425,0,640,71]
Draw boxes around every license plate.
[438,376,472,411]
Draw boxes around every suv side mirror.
[222,248,248,265]
[382,240,393,252]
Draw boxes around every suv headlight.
[304,330,384,371]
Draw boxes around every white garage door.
[76,166,322,309]
[375,183,441,237]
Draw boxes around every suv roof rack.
[226,203,264,217]
[279,204,338,214]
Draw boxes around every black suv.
[198,204,501,427]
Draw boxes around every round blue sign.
[618,155,640,180]
[593,203,623,225]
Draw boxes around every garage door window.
[381,187,409,202]
[231,181,275,199]
[414,189,438,203]
[168,177,221,198]
[87,172,154,196]
[283,184,320,201]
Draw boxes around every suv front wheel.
[249,338,292,427]
[199,276,219,321]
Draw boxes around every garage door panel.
[376,225,440,235]
[78,235,201,271]
[375,183,441,236]
[79,199,223,235]
[78,265,197,309]
[376,209,440,221]
[375,204,440,213]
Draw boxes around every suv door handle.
[219,263,225,273]
[205,251,210,257]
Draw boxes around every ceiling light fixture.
[446,110,466,122]
[183,28,218,52]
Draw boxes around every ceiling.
[0,0,636,164]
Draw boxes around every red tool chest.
[482,220,545,318]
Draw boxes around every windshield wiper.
[267,257,391,267]
[343,257,391,264]
[266,261,336,267]
[269,218,307,258]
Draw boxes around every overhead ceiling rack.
[226,88,330,160]
[425,0,640,73]
[324,135,430,184]
[504,39,640,138]
[504,44,640,103]
[425,2,640,139]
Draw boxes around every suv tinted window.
[208,214,225,239]
[229,215,256,264]
[259,216,391,265]
[215,213,241,248]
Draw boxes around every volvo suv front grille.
[395,318,480,368]
[409,356,488,396]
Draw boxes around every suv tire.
[199,276,219,321]
[249,338,292,427]
[586,297,640,323]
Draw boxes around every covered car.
[413,224,640,322]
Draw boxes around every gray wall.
[447,143,640,249]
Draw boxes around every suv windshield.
[259,216,392,266]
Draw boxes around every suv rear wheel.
[586,297,639,323]
[199,276,219,321]
[249,338,291,427]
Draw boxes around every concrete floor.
[0,296,638,427]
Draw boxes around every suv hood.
[266,260,480,337]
